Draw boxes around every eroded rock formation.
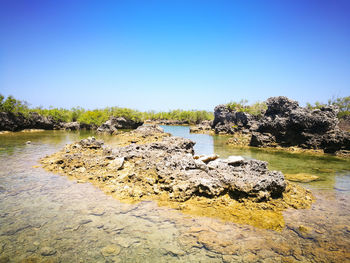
[40,125,313,229]
[42,135,286,201]
[0,112,59,131]
[212,96,350,154]
[212,105,259,134]
[251,97,350,153]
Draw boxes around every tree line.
[0,94,214,125]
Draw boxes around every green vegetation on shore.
[226,99,267,117]
[0,94,213,125]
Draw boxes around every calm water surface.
[0,127,349,262]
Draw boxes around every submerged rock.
[284,173,319,183]
[190,120,213,134]
[40,247,56,256]
[101,245,121,257]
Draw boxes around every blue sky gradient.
[1,0,349,111]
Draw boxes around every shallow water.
[0,128,350,262]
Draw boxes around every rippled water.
[0,128,350,262]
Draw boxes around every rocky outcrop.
[0,111,143,133]
[250,97,350,153]
[213,96,350,154]
[97,117,143,134]
[0,112,59,131]
[212,105,259,134]
[42,129,287,202]
[40,125,313,229]
[61,122,81,131]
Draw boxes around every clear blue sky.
[1,0,349,111]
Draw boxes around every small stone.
[101,245,121,257]
[198,154,219,164]
[109,157,124,170]
[345,226,350,233]
[26,141,31,144]
[298,225,311,233]
[26,246,38,253]
[40,246,56,256]
[225,156,244,165]
[222,255,233,263]
[77,167,86,173]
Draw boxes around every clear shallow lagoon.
[0,127,350,262]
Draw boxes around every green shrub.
[226,100,266,117]
[328,96,350,118]
[144,109,213,123]
[306,96,350,119]
[77,110,109,126]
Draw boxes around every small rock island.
[41,125,313,230]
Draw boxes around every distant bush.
[306,96,350,119]
[226,100,267,117]
[328,96,350,118]
[0,94,30,115]
[77,110,108,126]
[108,107,143,122]
[143,109,213,123]
[306,101,327,110]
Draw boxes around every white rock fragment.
[198,154,219,164]
[109,157,124,170]
[225,156,244,165]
